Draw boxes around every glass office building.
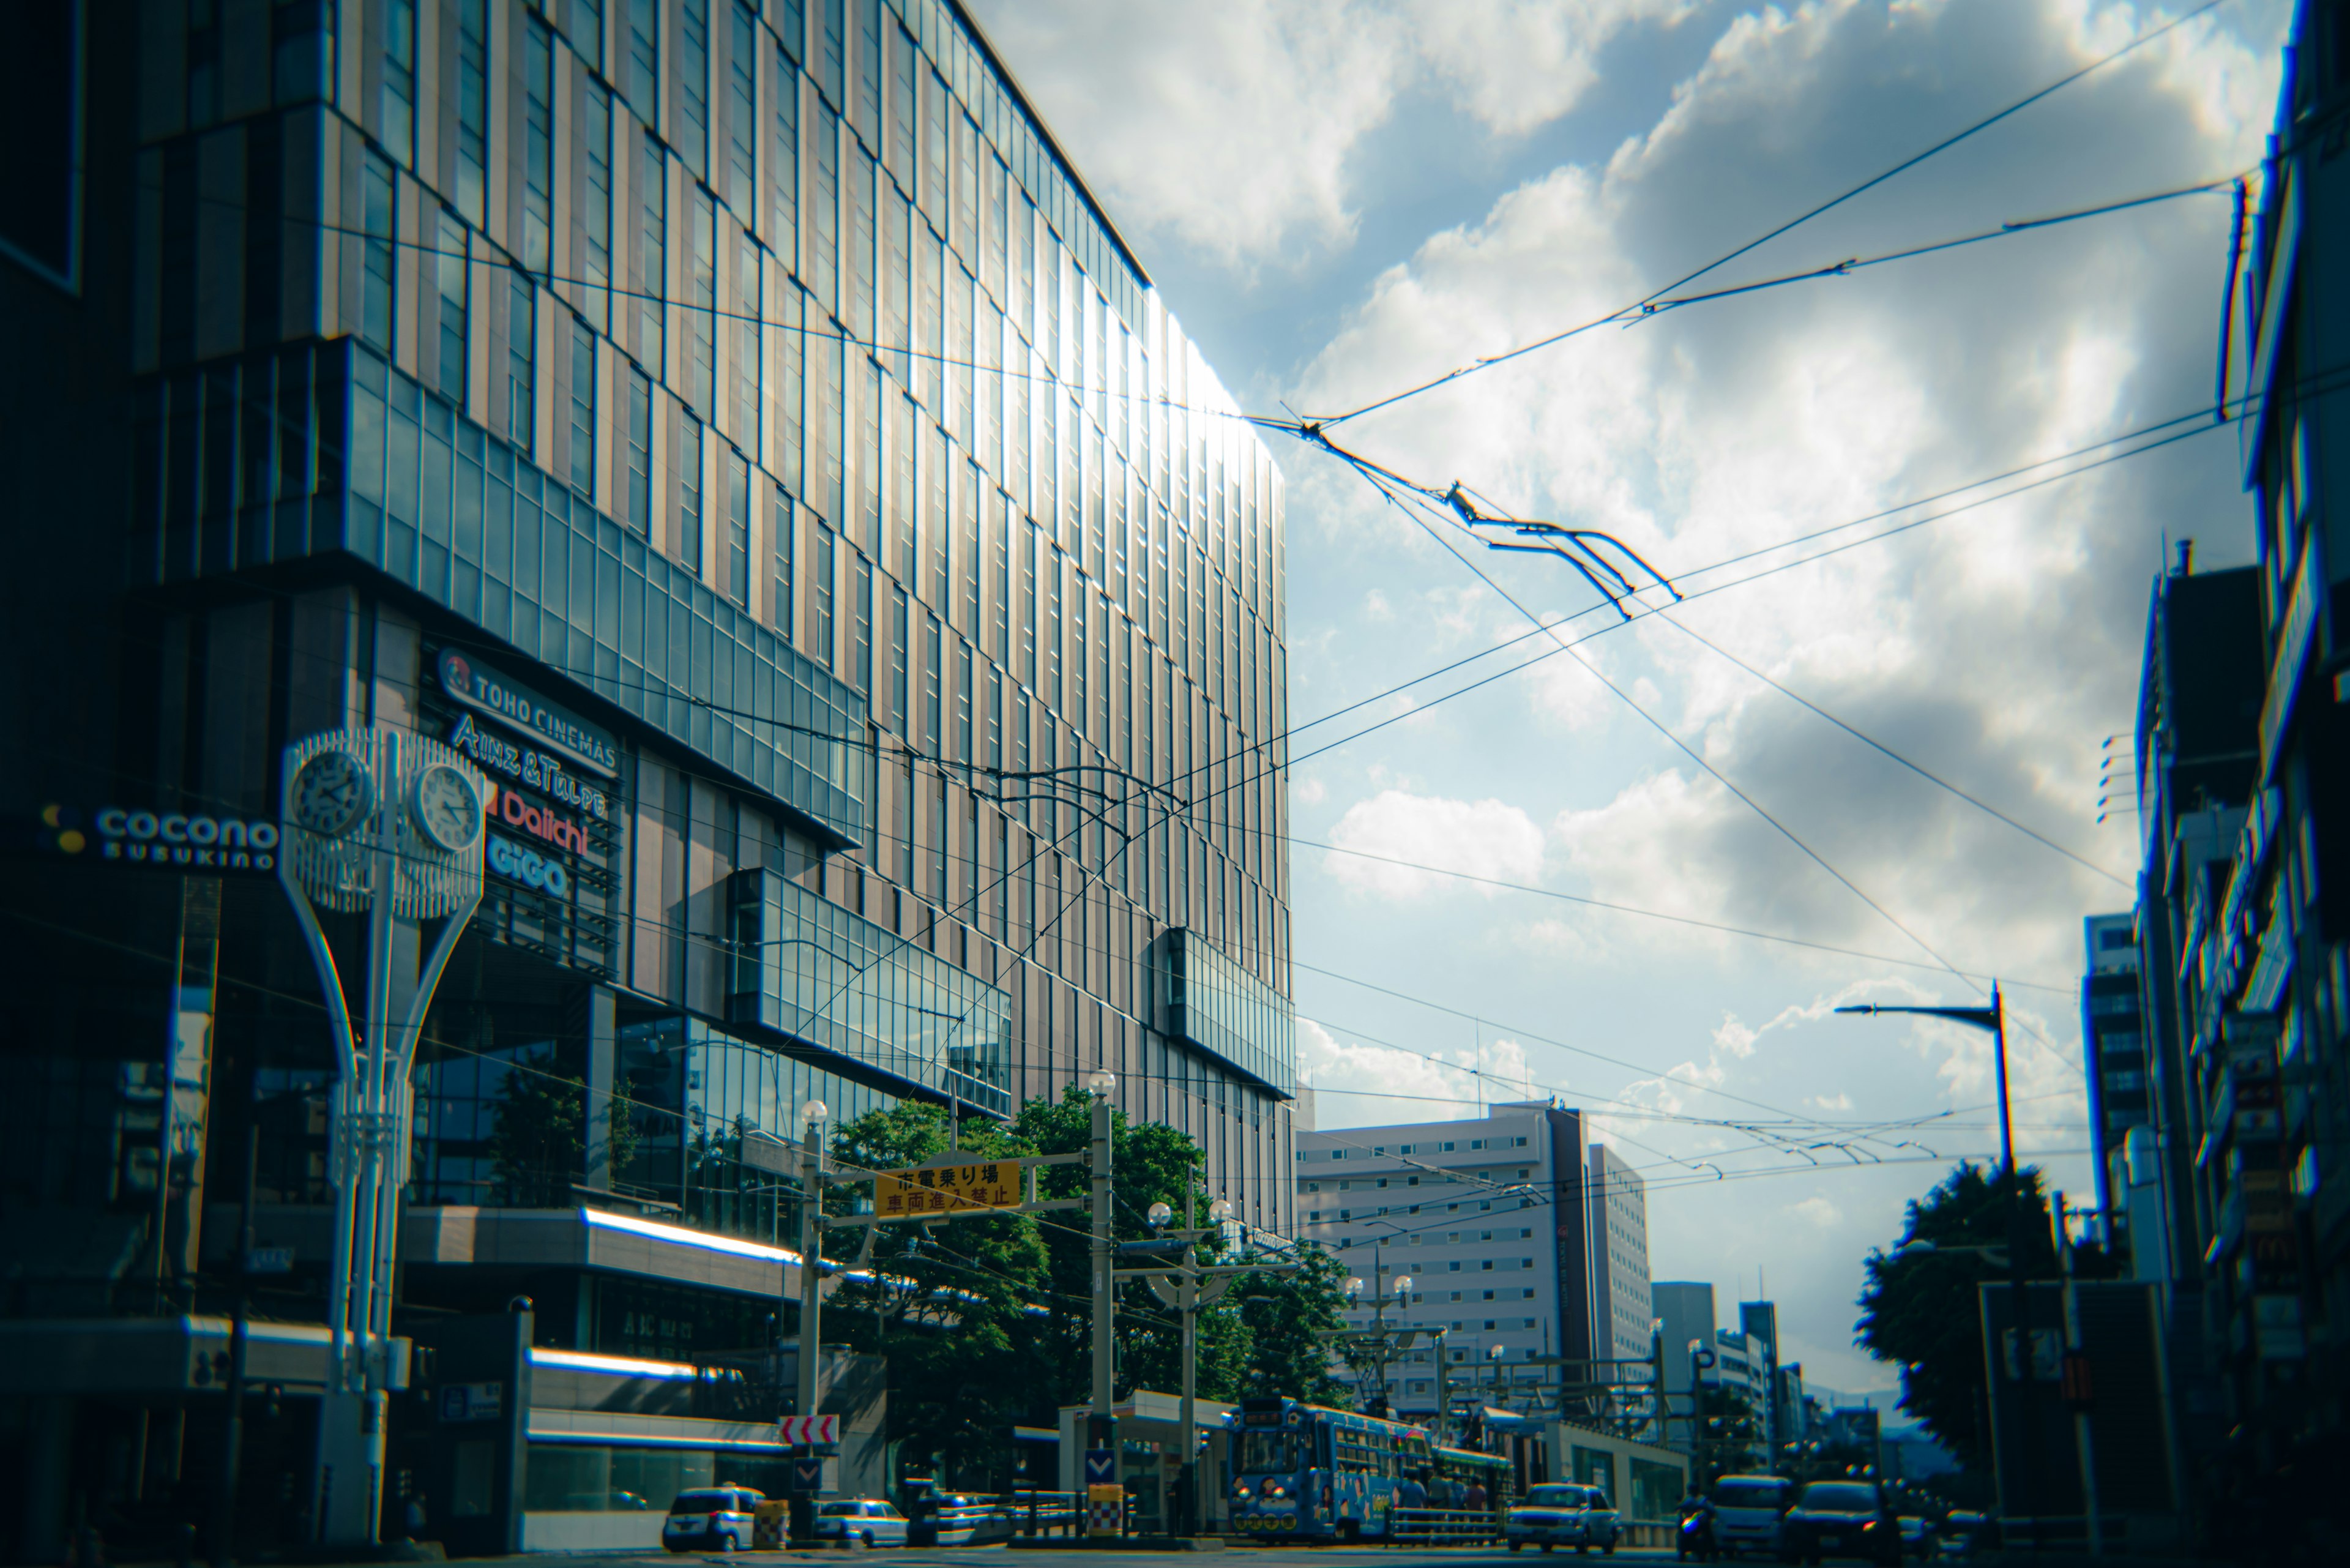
[0,0,1292,1555]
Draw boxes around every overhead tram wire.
[1306,0,2239,428]
[1330,441,1992,1000]
[1314,452,2100,1076]
[1654,615,2133,886]
[0,901,2083,1242]
[1291,845,2075,992]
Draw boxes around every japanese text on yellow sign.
[875,1162,1020,1217]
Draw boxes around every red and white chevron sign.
[778,1414,840,1445]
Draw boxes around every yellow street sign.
[875,1159,1021,1217]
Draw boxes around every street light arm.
[1832,1003,2001,1032]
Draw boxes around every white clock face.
[291,750,374,838]
[411,763,483,853]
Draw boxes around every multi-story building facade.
[1589,1141,1652,1367]
[1651,1279,1714,1447]
[2121,1,2350,1537]
[1294,1103,1605,1422]
[0,0,1291,1556]
[2081,911,2150,1260]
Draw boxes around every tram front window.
[1238,1432,1304,1476]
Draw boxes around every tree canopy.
[1854,1160,2058,1473]
[818,1091,1352,1485]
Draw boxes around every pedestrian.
[1464,1479,1488,1511]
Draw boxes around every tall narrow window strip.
[726,2,756,216]
[725,447,751,607]
[575,0,605,74]
[922,611,942,755]
[523,23,554,274]
[507,271,537,456]
[853,554,875,697]
[382,0,417,162]
[772,486,796,640]
[454,0,488,226]
[677,412,705,571]
[360,155,396,353]
[570,316,597,496]
[773,58,800,272]
[813,523,837,666]
[627,367,654,532]
[640,132,667,371]
[583,86,614,329]
[733,231,761,444]
[889,583,908,736]
[687,190,717,416]
[678,0,710,181]
[627,0,659,122]
[436,211,469,404]
[815,0,845,109]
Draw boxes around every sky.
[964,0,2287,1395]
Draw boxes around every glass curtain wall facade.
[111,0,1295,1228]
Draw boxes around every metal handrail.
[1388,1507,1504,1544]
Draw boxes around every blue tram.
[1225,1396,1434,1541]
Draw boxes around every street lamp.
[1836,988,2075,1549]
[789,1097,830,1544]
[1086,1070,1117,1432]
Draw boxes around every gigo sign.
[487,834,570,896]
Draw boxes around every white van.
[1707,1474,1792,1557]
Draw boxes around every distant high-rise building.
[1296,1103,1603,1421]
[1589,1141,1652,1363]
[1651,1280,1717,1447]
[2082,912,2148,1260]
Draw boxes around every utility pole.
[1087,1070,1117,1423]
[791,1097,829,1544]
[1837,990,2032,1527]
[211,1072,263,1567]
[1124,1189,1299,1536]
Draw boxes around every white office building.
[1589,1142,1653,1364]
[1296,1102,1639,1422]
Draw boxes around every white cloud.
[1326,789,1546,897]
[964,1,1413,269]
[1405,0,1696,136]
[1792,1195,1843,1229]
[1299,1020,1543,1124]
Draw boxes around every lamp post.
[1835,988,2068,1547]
[786,1099,829,1543]
[1086,1070,1117,1428]
[1335,1269,1416,1419]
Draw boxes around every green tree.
[824,1103,1055,1485]
[819,1091,1357,1482]
[1854,1160,2057,1473]
[1226,1246,1355,1408]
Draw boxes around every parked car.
[1936,1512,1993,1558]
[663,1487,764,1553]
[814,1498,911,1547]
[1505,1484,1617,1554]
[1897,1516,1936,1559]
[905,1491,994,1547]
[1777,1481,1898,1566]
[1709,1474,1792,1556]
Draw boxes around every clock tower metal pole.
[283,728,485,1547]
